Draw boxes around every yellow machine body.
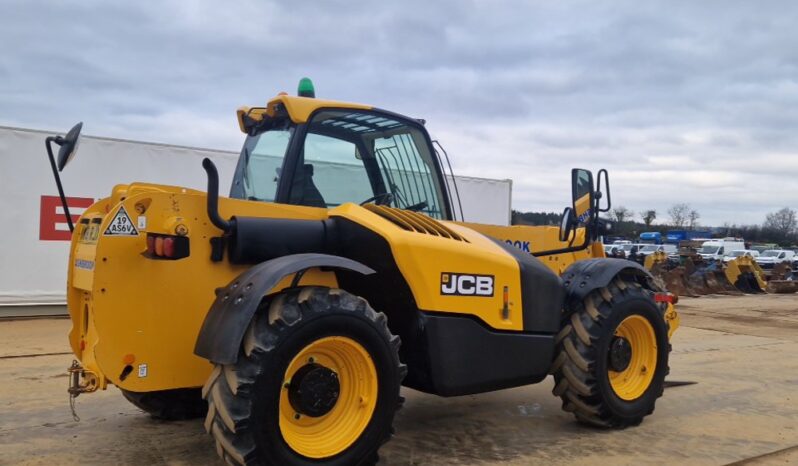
[64,93,677,395]
[67,189,578,392]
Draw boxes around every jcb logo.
[440,273,494,297]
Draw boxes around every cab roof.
[236,94,373,133]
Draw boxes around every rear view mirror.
[559,207,576,242]
[596,168,611,212]
[44,121,83,233]
[571,168,594,225]
[57,122,83,171]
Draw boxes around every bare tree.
[640,210,657,227]
[612,206,632,224]
[688,209,700,230]
[668,203,690,227]
[763,207,797,238]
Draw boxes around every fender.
[561,258,657,303]
[194,253,375,364]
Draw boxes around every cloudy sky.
[2,0,797,226]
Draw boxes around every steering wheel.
[360,192,394,206]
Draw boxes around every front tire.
[203,287,406,466]
[552,277,670,427]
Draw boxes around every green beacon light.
[298,77,315,98]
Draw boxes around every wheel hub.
[287,363,340,418]
[608,336,632,372]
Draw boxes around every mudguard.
[561,258,657,303]
[194,253,375,365]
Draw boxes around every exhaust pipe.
[202,158,232,233]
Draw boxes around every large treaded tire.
[551,277,671,427]
[120,388,207,420]
[203,287,406,466]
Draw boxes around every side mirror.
[57,122,83,171]
[571,168,594,225]
[596,169,611,212]
[558,207,576,242]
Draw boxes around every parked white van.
[756,250,796,271]
[699,240,745,261]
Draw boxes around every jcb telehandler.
[50,79,678,466]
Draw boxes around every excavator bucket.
[644,250,668,270]
[725,256,767,294]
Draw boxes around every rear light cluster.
[146,233,190,260]
[654,292,678,305]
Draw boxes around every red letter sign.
[39,195,94,241]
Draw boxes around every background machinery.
[51,80,679,466]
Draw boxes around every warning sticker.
[104,206,139,236]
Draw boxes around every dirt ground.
[1,294,797,465]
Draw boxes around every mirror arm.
[45,137,74,233]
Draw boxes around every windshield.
[700,246,719,254]
[761,250,780,257]
[640,245,658,252]
[730,250,747,257]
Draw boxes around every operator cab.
[230,81,454,220]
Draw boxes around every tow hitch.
[67,360,98,421]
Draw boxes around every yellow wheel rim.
[608,315,657,401]
[279,336,378,459]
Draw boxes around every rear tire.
[552,277,670,427]
[120,388,207,420]
[203,287,406,466]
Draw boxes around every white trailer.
[0,125,512,310]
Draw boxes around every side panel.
[330,204,526,332]
[417,313,553,396]
[460,222,605,275]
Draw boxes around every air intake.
[363,204,468,242]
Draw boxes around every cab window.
[287,110,447,218]
[240,128,292,202]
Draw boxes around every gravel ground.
[0,294,796,465]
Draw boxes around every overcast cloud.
[2,0,797,226]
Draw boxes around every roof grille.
[363,204,468,242]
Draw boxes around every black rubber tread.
[120,387,207,420]
[552,277,671,428]
[203,287,406,466]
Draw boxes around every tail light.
[654,292,678,304]
[145,233,189,260]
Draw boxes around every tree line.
[512,205,798,246]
